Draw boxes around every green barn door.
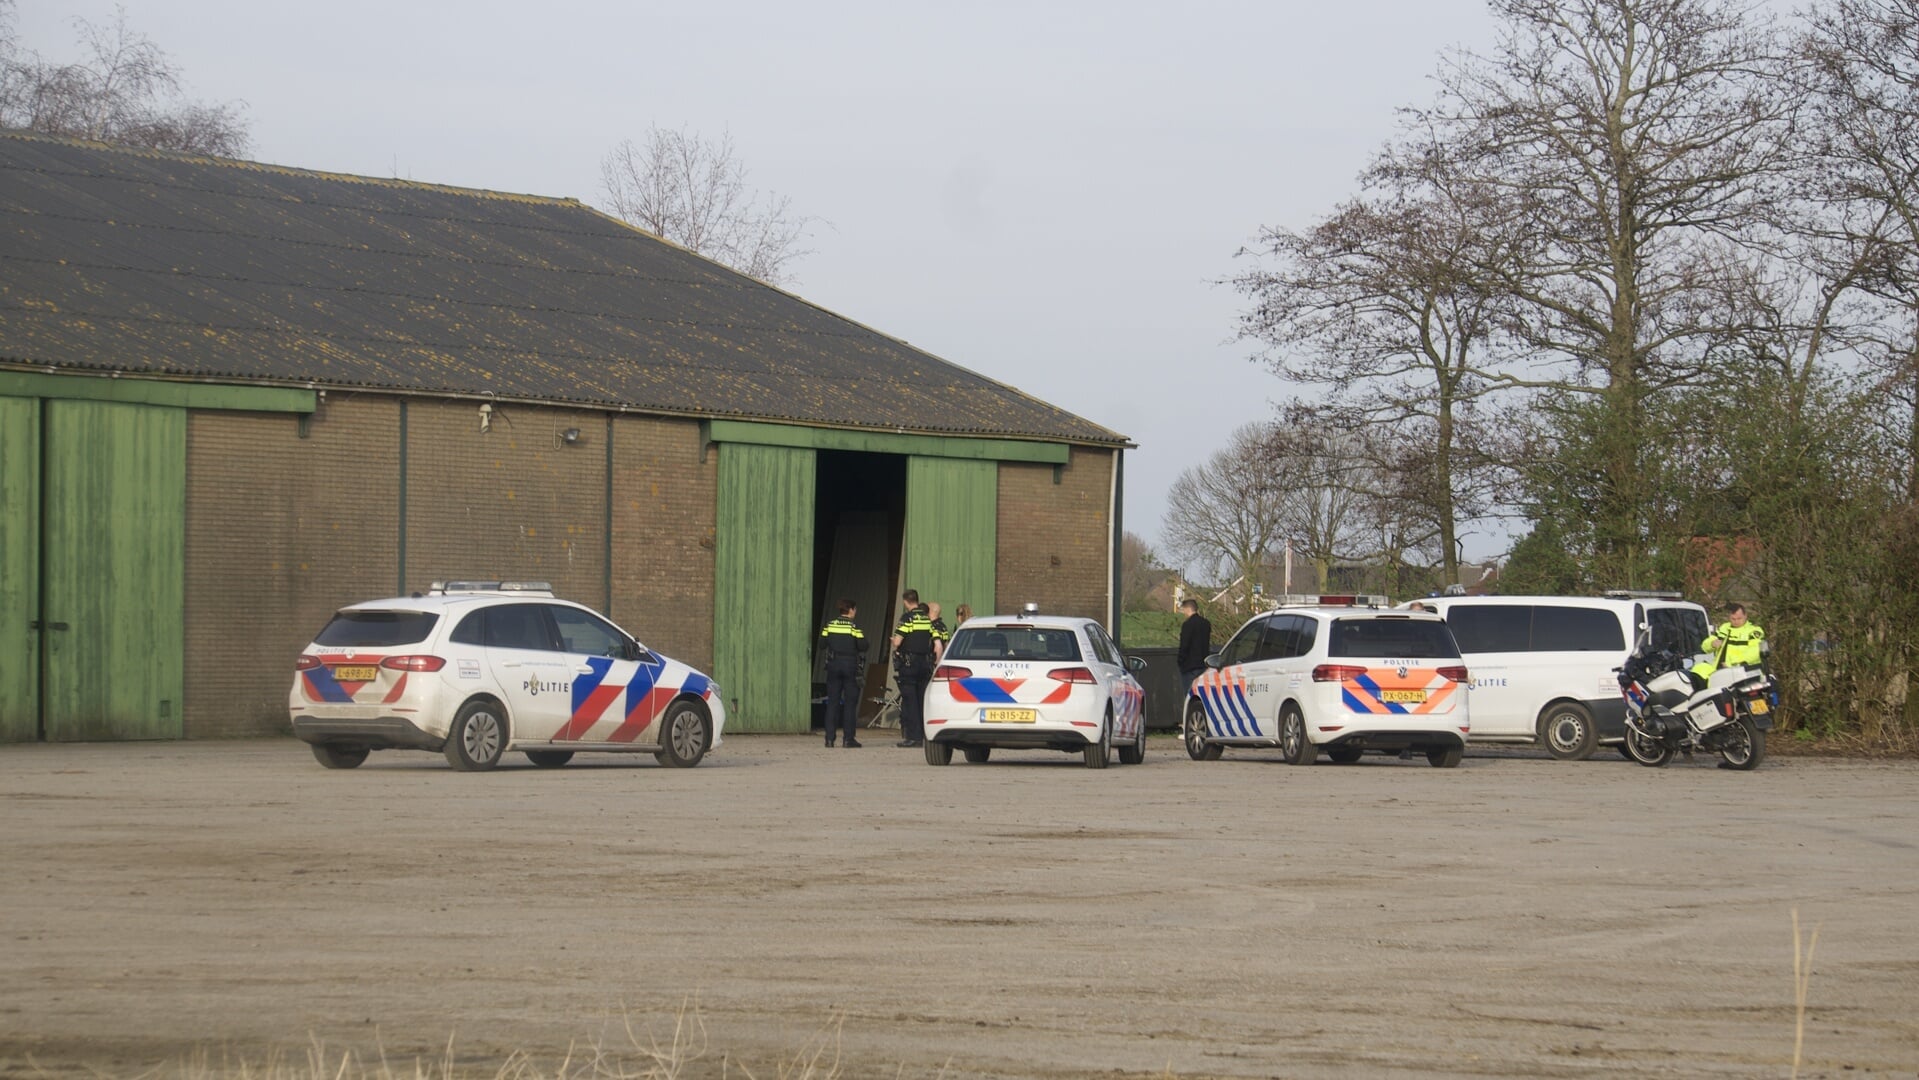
[42,400,185,741]
[713,443,815,732]
[0,397,40,741]
[902,457,997,620]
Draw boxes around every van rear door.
[1442,604,1532,737]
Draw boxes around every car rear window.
[313,611,439,647]
[1327,618,1461,659]
[946,626,1083,662]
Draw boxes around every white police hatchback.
[288,582,725,770]
[1186,598,1470,767]
[922,609,1147,768]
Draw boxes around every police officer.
[1702,603,1766,673]
[819,598,866,748]
[890,589,940,747]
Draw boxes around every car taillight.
[294,655,320,671]
[932,665,972,681]
[1312,664,1369,682]
[1437,666,1469,683]
[381,655,446,672]
[1047,666,1097,684]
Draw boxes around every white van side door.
[1442,603,1532,737]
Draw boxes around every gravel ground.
[1,735,1916,1078]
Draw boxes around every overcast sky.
[20,0,1502,560]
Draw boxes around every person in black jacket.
[1177,598,1213,693]
[890,590,940,747]
[819,599,866,748]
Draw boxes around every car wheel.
[1118,719,1146,765]
[443,699,508,771]
[962,745,991,764]
[1427,744,1464,768]
[1279,704,1316,766]
[924,739,954,766]
[525,750,573,768]
[1327,747,1363,764]
[1538,702,1598,760]
[1184,700,1222,761]
[1084,711,1112,769]
[310,743,368,770]
[1717,715,1765,771]
[653,700,712,768]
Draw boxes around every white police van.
[1407,592,1710,760]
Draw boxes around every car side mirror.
[1204,652,1224,669]
[1126,655,1147,672]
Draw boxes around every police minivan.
[1406,592,1710,760]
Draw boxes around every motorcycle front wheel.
[1717,715,1765,771]
[1624,727,1675,768]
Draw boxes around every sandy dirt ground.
[1,735,1916,1079]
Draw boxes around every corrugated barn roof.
[0,130,1127,446]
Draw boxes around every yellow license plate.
[1750,699,1770,714]
[982,708,1037,723]
[333,666,379,681]
[1380,689,1428,704]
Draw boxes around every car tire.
[962,745,991,764]
[653,700,712,768]
[1427,744,1464,768]
[924,739,954,766]
[525,750,574,768]
[1084,712,1112,770]
[1279,704,1316,766]
[443,699,508,771]
[1327,747,1363,764]
[1184,700,1222,761]
[1118,719,1146,765]
[311,743,368,770]
[1538,702,1598,760]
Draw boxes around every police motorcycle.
[1614,628,1774,770]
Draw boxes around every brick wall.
[996,448,1115,625]
[182,394,1098,740]
[402,398,607,604]
[608,414,716,671]
[184,397,400,737]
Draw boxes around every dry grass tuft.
[138,998,857,1080]
[1790,908,1821,1080]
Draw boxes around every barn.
[0,130,1130,742]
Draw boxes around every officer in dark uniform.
[890,589,940,747]
[819,598,866,748]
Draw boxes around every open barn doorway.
[811,451,906,732]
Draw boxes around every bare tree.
[1425,0,1793,586]
[1235,129,1516,582]
[1160,423,1288,592]
[599,126,814,286]
[1263,417,1381,593]
[1801,0,1919,495]
[0,2,248,155]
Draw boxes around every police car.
[1185,597,1470,767]
[288,582,725,770]
[921,607,1148,768]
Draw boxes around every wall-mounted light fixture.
[558,427,582,447]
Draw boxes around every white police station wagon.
[1186,597,1471,767]
[289,582,725,770]
[922,608,1147,768]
